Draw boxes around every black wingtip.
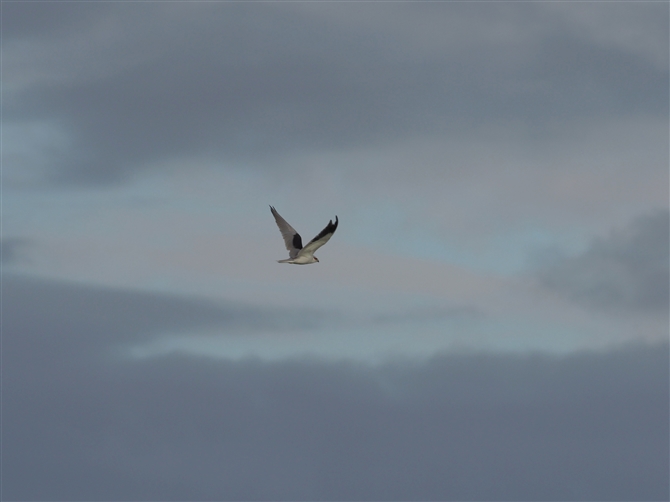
[326,216,339,233]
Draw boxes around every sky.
[2,2,669,500]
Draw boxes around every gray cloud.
[5,3,667,184]
[1,238,31,264]
[538,210,669,314]
[3,275,668,500]
[2,275,334,359]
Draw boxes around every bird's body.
[276,255,319,265]
[270,206,338,264]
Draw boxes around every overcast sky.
[3,2,668,500]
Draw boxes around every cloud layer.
[3,275,669,500]
[5,3,668,184]
[538,210,669,314]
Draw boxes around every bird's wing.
[270,206,302,259]
[298,216,338,257]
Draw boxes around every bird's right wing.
[270,206,303,259]
[300,216,338,256]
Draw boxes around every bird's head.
[314,256,320,263]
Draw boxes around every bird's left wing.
[270,206,303,259]
[299,216,339,256]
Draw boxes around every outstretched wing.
[270,206,303,259]
[299,216,338,257]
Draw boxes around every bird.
[270,206,338,264]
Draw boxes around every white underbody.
[277,254,317,265]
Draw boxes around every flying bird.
[270,206,338,264]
